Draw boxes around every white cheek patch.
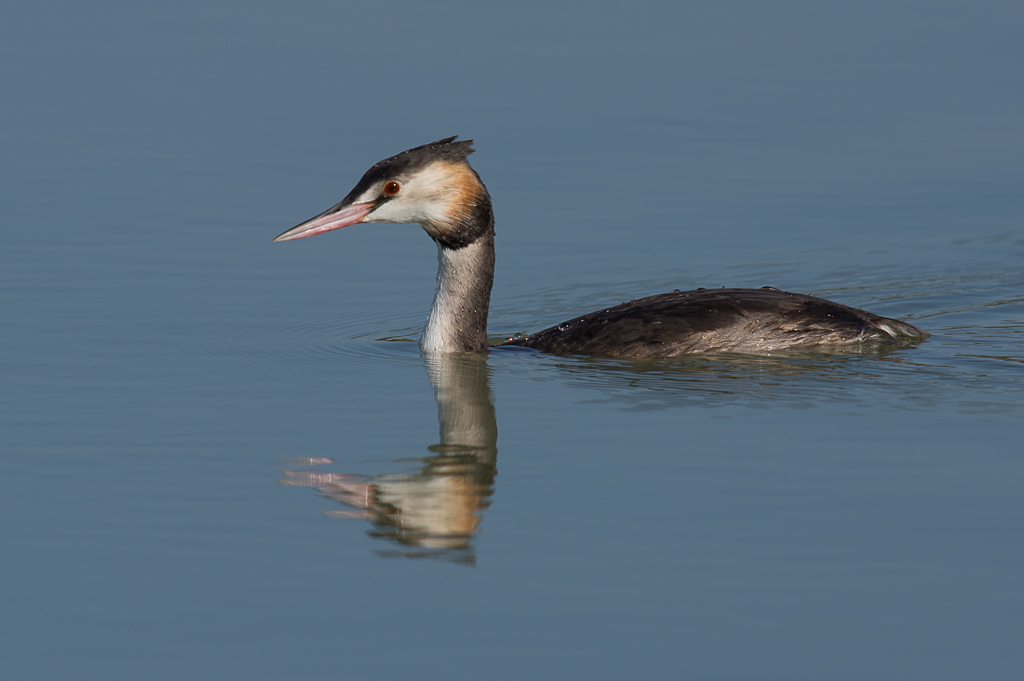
[365,200,416,225]
[363,163,478,230]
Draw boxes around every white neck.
[420,232,495,353]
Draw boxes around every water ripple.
[220,249,1021,414]
[218,308,422,374]
[488,255,1024,415]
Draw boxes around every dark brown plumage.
[502,287,926,357]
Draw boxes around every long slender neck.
[420,227,495,353]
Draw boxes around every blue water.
[3,2,1023,679]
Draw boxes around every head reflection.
[281,352,497,566]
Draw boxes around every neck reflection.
[281,352,497,566]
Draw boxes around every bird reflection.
[280,352,497,566]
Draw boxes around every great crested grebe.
[274,137,926,357]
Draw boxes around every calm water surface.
[3,2,1023,679]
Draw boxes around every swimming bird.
[274,137,926,357]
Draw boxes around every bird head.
[273,136,492,249]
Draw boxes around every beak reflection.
[280,353,497,566]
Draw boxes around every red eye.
[383,181,401,196]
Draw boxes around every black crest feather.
[341,136,475,206]
[375,136,475,168]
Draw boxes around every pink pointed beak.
[273,202,375,242]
